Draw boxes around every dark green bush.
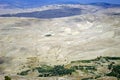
[18,70,30,76]
[81,77,93,80]
[45,34,52,37]
[107,65,120,78]
[4,76,11,80]
[51,65,74,76]
[95,75,101,79]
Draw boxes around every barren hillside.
[0,4,120,80]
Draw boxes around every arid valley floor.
[0,3,120,80]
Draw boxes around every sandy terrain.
[0,4,120,80]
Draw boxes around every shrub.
[18,70,30,76]
[51,65,74,76]
[95,75,101,79]
[4,76,11,80]
[45,34,52,37]
[81,77,93,80]
[107,65,120,78]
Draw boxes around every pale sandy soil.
[0,4,120,80]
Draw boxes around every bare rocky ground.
[0,4,120,80]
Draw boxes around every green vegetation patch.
[71,56,103,63]
[18,70,30,76]
[71,65,96,71]
[71,56,120,63]
[71,60,92,63]
[107,65,120,78]
[18,65,75,77]
[17,56,120,78]
[81,77,93,80]
[103,57,120,60]
[4,76,11,80]
[51,65,74,76]
[37,65,75,77]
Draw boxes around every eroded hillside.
[0,4,120,80]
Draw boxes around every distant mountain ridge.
[90,2,120,8]
[0,7,82,19]
[0,2,120,19]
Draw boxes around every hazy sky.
[75,0,120,4]
[0,0,120,4]
[54,0,120,4]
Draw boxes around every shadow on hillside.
[0,7,82,19]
